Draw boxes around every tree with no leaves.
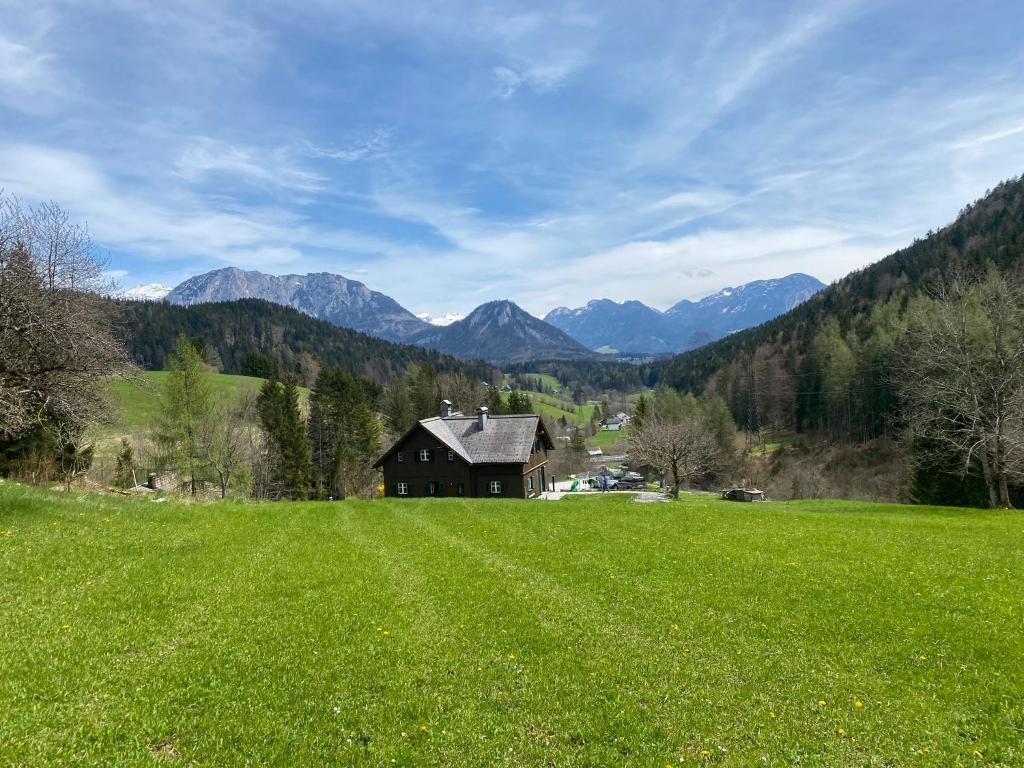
[0,194,131,446]
[627,413,720,498]
[898,268,1024,508]
[208,393,257,499]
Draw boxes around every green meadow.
[89,372,311,463]
[1,483,1022,766]
[101,371,270,435]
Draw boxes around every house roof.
[374,414,554,467]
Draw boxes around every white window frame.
[418,448,431,462]
[447,450,455,462]
[396,451,404,463]
[489,480,503,495]
[396,482,409,496]
[528,476,535,491]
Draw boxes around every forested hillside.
[654,177,1024,422]
[645,176,1024,504]
[112,299,497,386]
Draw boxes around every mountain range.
[544,274,825,353]
[123,266,825,363]
[408,301,596,364]
[166,268,430,342]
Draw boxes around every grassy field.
[2,483,1022,766]
[90,371,309,462]
[502,390,597,426]
[101,371,271,436]
[514,373,562,391]
[590,426,629,449]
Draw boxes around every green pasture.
[1,484,1021,766]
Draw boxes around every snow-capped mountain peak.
[118,283,172,301]
[416,311,464,326]
[544,273,825,354]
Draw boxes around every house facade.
[374,405,554,498]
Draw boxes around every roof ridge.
[439,413,539,419]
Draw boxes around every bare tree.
[898,269,1024,508]
[628,413,719,498]
[438,371,486,416]
[0,194,131,444]
[49,417,95,492]
[208,393,256,499]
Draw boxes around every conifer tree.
[114,438,136,489]
[484,386,505,415]
[257,378,312,499]
[308,368,381,499]
[632,392,649,430]
[156,335,214,496]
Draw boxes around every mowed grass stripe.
[344,499,688,765]
[401,503,729,763]
[125,504,414,765]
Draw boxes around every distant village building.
[374,404,554,498]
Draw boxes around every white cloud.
[493,66,524,98]
[0,143,393,274]
[175,138,327,192]
[303,130,392,162]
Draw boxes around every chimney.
[477,406,489,431]
[440,399,453,418]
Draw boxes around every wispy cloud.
[175,138,328,193]
[302,129,392,162]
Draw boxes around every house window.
[396,482,409,496]
[528,476,535,492]
[396,452,403,463]
[417,448,432,462]
[489,480,504,495]
[426,481,440,496]
[447,450,454,462]
[457,483,464,496]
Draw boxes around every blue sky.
[1,1,1023,317]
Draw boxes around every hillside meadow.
[87,371,311,466]
[1,483,1022,766]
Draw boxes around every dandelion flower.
[419,725,428,733]
[854,700,863,709]
[769,711,776,719]
[837,728,846,737]
[818,700,826,707]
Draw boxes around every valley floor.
[1,482,1022,766]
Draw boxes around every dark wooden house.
[374,404,554,498]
